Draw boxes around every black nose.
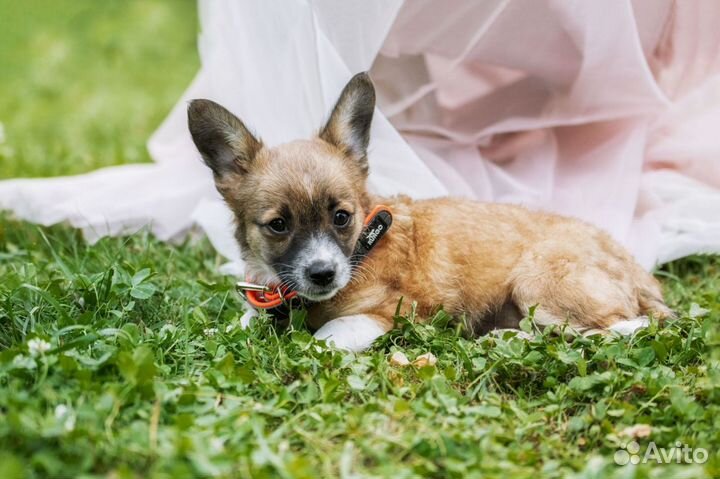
[306,261,336,287]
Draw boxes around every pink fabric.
[372,0,720,267]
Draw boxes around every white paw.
[609,317,649,335]
[239,301,258,329]
[313,315,387,352]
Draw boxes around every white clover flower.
[27,338,51,357]
[54,404,76,432]
[203,327,218,337]
[210,437,225,453]
[12,354,37,370]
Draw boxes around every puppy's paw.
[608,316,649,335]
[239,302,258,329]
[314,314,387,352]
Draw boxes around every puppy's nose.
[306,261,336,287]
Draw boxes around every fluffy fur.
[188,73,673,351]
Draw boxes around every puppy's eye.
[267,218,288,234]
[333,210,351,227]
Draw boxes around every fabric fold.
[1,0,719,272]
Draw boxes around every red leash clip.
[237,281,298,309]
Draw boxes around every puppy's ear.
[187,99,263,176]
[319,72,375,172]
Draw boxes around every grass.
[0,0,198,178]
[0,2,719,478]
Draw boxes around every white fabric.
[1,0,719,273]
[0,0,445,275]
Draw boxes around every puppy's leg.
[509,227,673,334]
[314,314,391,352]
[510,249,642,332]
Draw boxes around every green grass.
[0,2,719,478]
[0,0,198,178]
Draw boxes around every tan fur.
[307,196,672,333]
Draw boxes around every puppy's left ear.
[319,72,375,173]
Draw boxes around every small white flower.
[27,338,51,357]
[0,122,5,143]
[210,437,225,452]
[54,404,76,432]
[12,354,37,369]
[203,327,218,338]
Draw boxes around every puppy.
[187,73,672,351]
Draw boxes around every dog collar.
[236,205,393,317]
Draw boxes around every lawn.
[0,2,719,478]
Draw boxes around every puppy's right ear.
[187,99,263,176]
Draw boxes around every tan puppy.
[188,73,672,351]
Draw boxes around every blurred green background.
[0,0,198,179]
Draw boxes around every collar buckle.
[235,281,271,293]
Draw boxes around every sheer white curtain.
[2,0,720,273]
